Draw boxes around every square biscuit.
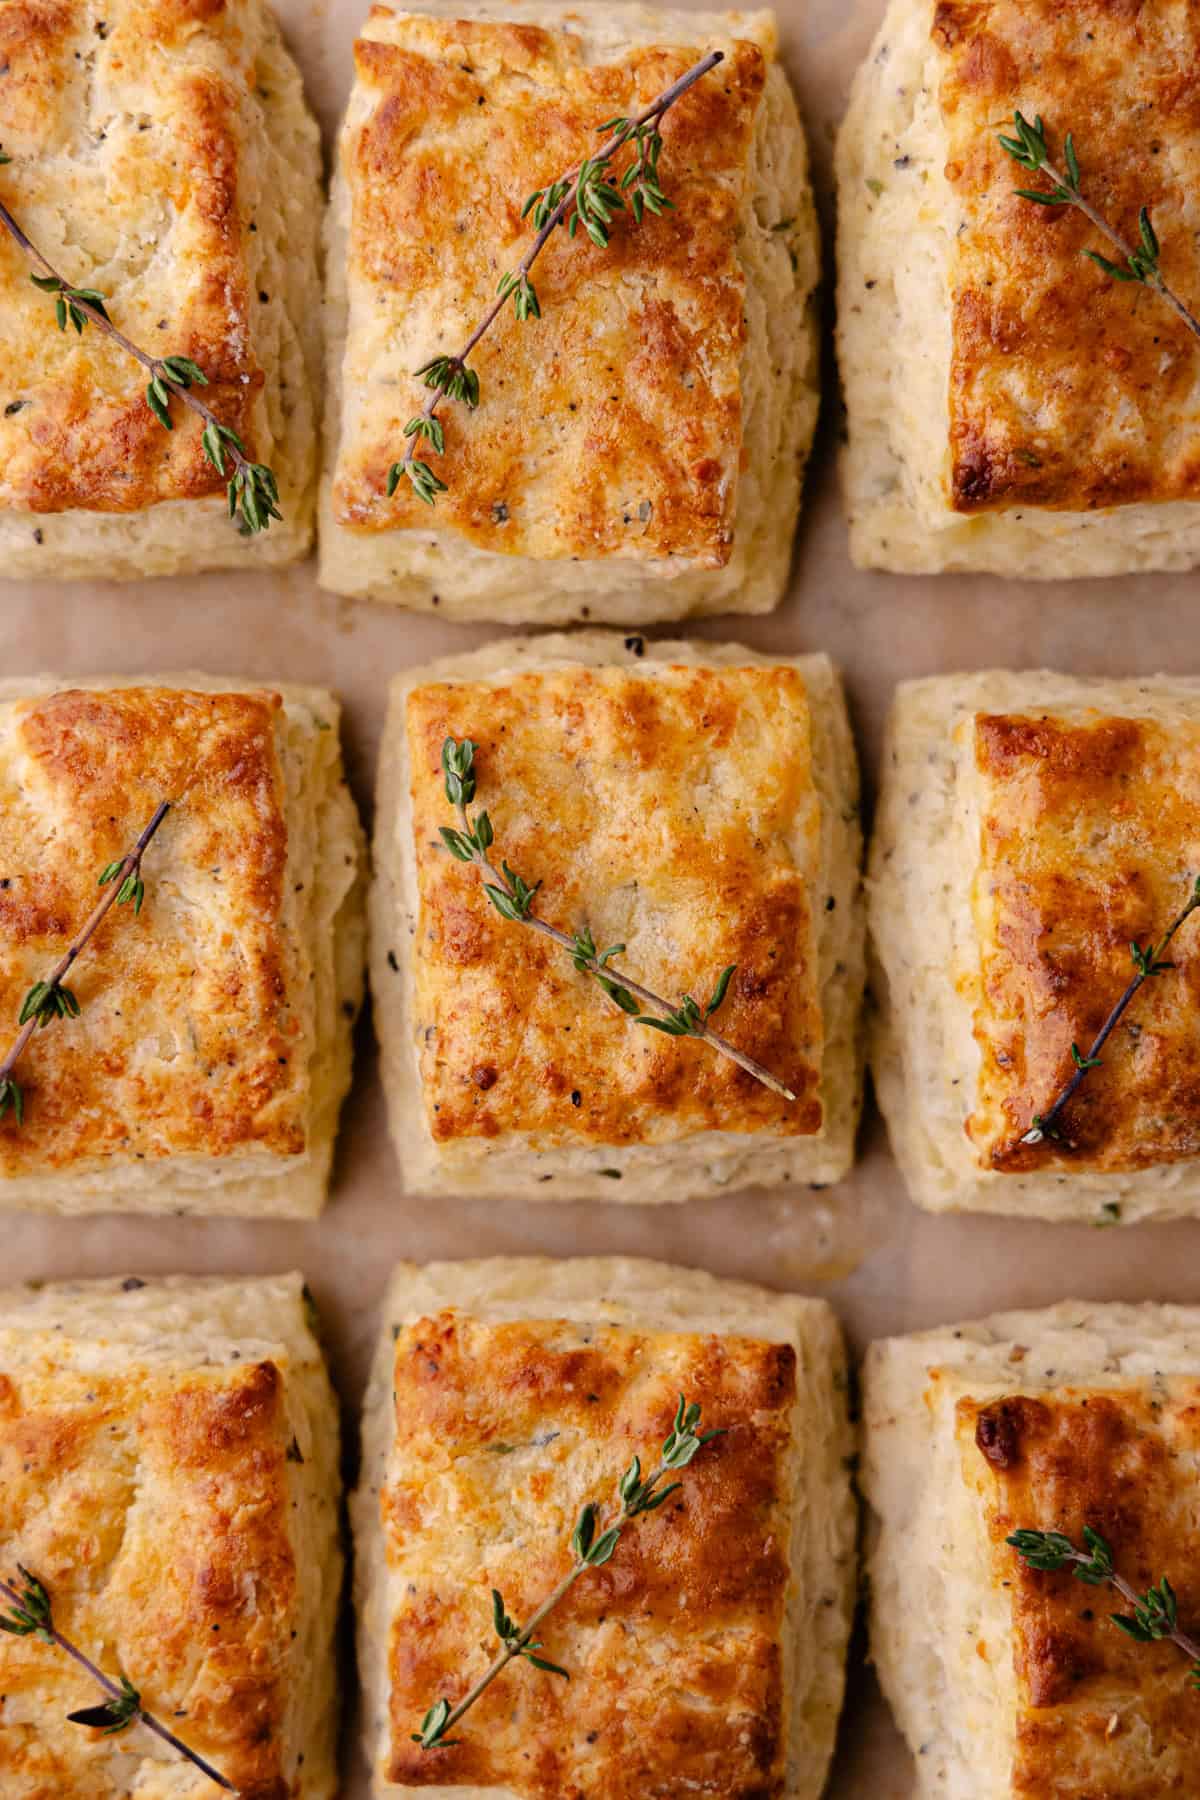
[0,675,365,1216]
[320,2,819,624]
[870,670,1200,1223]
[837,0,1200,576]
[863,1301,1200,1800]
[370,631,864,1201]
[0,0,322,579]
[353,1255,856,1800]
[0,1272,342,1798]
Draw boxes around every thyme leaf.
[0,1565,54,1641]
[30,273,111,335]
[67,1674,141,1735]
[490,1589,569,1678]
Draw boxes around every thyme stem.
[1103,1566,1200,1666]
[0,1573,236,1790]
[414,1395,723,1749]
[999,112,1200,344]
[1034,154,1200,343]
[0,801,170,1123]
[396,49,724,498]
[451,793,795,1101]
[1021,877,1200,1147]
[0,198,170,380]
[0,175,280,531]
[432,1555,584,1738]
[1007,1530,1200,1686]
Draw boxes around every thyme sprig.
[0,801,170,1128]
[998,112,1200,344]
[0,152,279,533]
[413,1395,723,1750]
[1021,874,1200,1147]
[1008,1529,1200,1689]
[438,737,796,1101]
[391,49,723,505]
[0,1569,236,1787]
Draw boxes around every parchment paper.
[4,1,1199,1791]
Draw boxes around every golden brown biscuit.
[354,1256,856,1800]
[370,631,864,1200]
[863,1301,1200,1800]
[870,670,1200,1222]
[320,2,819,623]
[0,1272,342,1799]
[0,675,364,1215]
[0,0,322,578]
[968,710,1200,1177]
[837,0,1200,575]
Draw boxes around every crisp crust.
[836,0,1200,577]
[963,1385,1200,1794]
[408,662,822,1145]
[0,0,322,574]
[320,1,819,624]
[869,669,1200,1221]
[370,631,866,1201]
[0,1272,342,1799]
[0,676,364,1216]
[863,1300,1200,1800]
[938,0,1200,514]
[334,15,761,566]
[968,711,1200,1173]
[353,1256,856,1800]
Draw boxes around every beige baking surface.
[2,2,1198,1794]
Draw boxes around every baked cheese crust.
[837,0,1200,575]
[320,2,819,623]
[0,676,365,1216]
[0,1272,342,1799]
[870,670,1200,1222]
[370,632,864,1200]
[354,1256,855,1800]
[864,1301,1200,1800]
[0,0,322,577]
